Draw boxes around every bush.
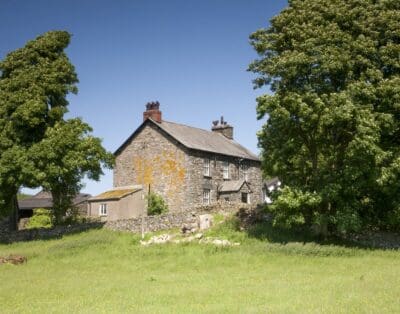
[268,186,322,228]
[146,192,168,216]
[26,208,53,229]
[385,207,400,231]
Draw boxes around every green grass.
[0,217,399,313]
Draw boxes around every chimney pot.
[211,116,233,139]
[143,101,162,123]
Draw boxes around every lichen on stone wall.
[133,149,186,201]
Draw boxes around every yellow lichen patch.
[132,149,186,203]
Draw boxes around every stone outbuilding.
[18,191,91,218]
[111,102,265,215]
[88,186,145,221]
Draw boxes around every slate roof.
[115,119,260,161]
[90,186,142,201]
[264,177,280,188]
[220,180,251,193]
[18,191,92,210]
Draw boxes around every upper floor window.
[203,158,210,177]
[222,161,230,179]
[241,164,249,181]
[99,203,107,216]
[203,189,211,205]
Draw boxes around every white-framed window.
[203,189,211,205]
[222,161,230,179]
[203,158,210,177]
[241,164,249,181]
[99,203,107,216]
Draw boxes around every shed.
[88,185,145,221]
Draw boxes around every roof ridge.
[160,119,241,143]
[159,119,216,134]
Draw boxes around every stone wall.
[186,150,263,206]
[0,221,104,244]
[0,202,254,242]
[114,122,190,212]
[104,201,252,233]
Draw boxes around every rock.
[194,233,203,239]
[140,234,173,245]
[181,222,197,234]
[0,255,27,265]
[198,214,213,230]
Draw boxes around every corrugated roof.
[18,193,92,210]
[90,186,142,201]
[220,180,250,192]
[115,119,260,161]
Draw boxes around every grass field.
[0,217,399,313]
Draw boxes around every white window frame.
[203,189,211,205]
[203,158,211,177]
[99,203,107,216]
[222,161,230,179]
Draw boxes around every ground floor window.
[99,203,107,216]
[241,192,250,204]
[203,189,211,205]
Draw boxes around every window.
[222,161,230,179]
[241,193,250,204]
[99,203,107,216]
[203,158,210,176]
[203,189,211,205]
[241,164,249,181]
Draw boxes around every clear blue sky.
[1,0,288,196]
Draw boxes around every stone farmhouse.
[89,102,270,220]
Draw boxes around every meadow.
[0,218,399,313]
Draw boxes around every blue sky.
[1,0,288,196]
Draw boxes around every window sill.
[203,175,212,178]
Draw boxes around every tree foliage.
[249,0,400,232]
[30,119,114,223]
[0,31,113,225]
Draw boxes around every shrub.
[146,192,168,216]
[26,208,53,229]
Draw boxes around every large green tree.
[0,31,113,227]
[30,119,113,223]
[249,0,400,232]
[0,31,78,227]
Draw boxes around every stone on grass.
[0,255,27,265]
[198,214,213,230]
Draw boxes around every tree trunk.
[9,192,19,231]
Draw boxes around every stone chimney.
[143,101,162,123]
[211,116,233,140]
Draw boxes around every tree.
[30,119,114,224]
[0,31,78,227]
[249,0,400,232]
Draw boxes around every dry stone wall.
[0,202,254,243]
[105,202,252,233]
